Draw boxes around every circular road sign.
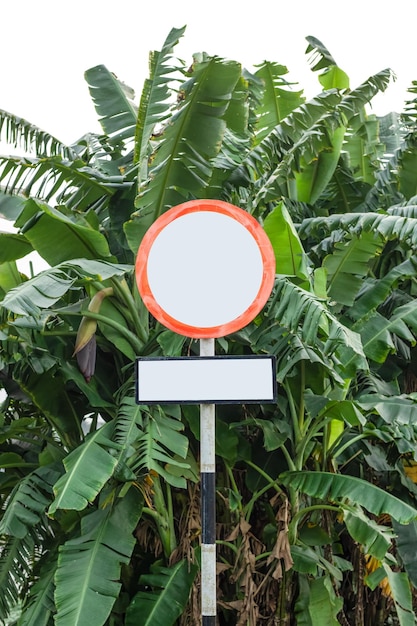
[135,199,275,338]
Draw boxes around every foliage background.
[2,26,417,626]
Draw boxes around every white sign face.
[136,356,277,404]
[147,212,263,327]
[135,200,275,338]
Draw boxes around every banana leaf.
[132,411,190,489]
[0,533,35,620]
[134,26,186,181]
[253,61,304,144]
[254,70,391,205]
[382,564,414,626]
[263,200,309,280]
[0,260,22,297]
[349,256,417,319]
[48,423,121,514]
[0,466,60,538]
[357,394,417,425]
[0,155,118,214]
[18,558,56,626]
[393,519,417,587]
[398,147,417,199]
[343,113,381,185]
[256,277,365,362]
[14,198,113,266]
[1,259,129,316]
[342,504,395,560]
[13,368,83,447]
[280,471,417,523]
[125,56,241,250]
[0,109,75,158]
[294,124,346,204]
[84,65,138,143]
[299,211,417,248]
[307,575,343,626]
[323,231,383,306]
[125,559,198,626]
[116,396,190,488]
[54,489,143,626]
[350,298,417,365]
[0,232,32,262]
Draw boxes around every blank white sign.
[146,212,264,327]
[136,356,276,404]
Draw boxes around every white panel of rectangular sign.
[136,356,276,404]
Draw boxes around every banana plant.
[2,26,417,626]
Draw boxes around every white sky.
[2,0,416,146]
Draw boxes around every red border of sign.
[135,199,275,338]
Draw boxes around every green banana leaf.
[125,55,241,250]
[0,260,22,298]
[0,232,33,262]
[323,232,383,306]
[393,519,417,587]
[0,466,60,538]
[294,124,346,204]
[253,91,343,204]
[343,113,381,185]
[0,533,34,620]
[115,395,190,488]
[204,74,253,195]
[305,36,350,92]
[351,298,417,364]
[14,198,113,265]
[85,65,138,142]
[280,471,417,523]
[252,325,345,385]
[398,147,417,199]
[134,26,186,181]
[0,190,26,217]
[48,423,120,514]
[255,69,391,206]
[294,574,313,626]
[238,89,342,189]
[308,575,343,626]
[93,295,138,360]
[318,66,350,91]
[253,61,304,144]
[54,489,143,626]
[382,564,414,626]
[305,36,340,72]
[125,559,198,626]
[256,277,365,362]
[0,155,118,214]
[263,200,309,280]
[18,558,56,626]
[349,256,417,320]
[299,211,417,248]
[132,409,190,489]
[357,394,417,425]
[0,108,75,158]
[13,368,83,447]
[342,503,395,560]
[1,258,129,316]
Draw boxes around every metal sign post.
[135,200,276,623]
[200,337,216,624]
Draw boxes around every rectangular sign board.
[136,355,276,404]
